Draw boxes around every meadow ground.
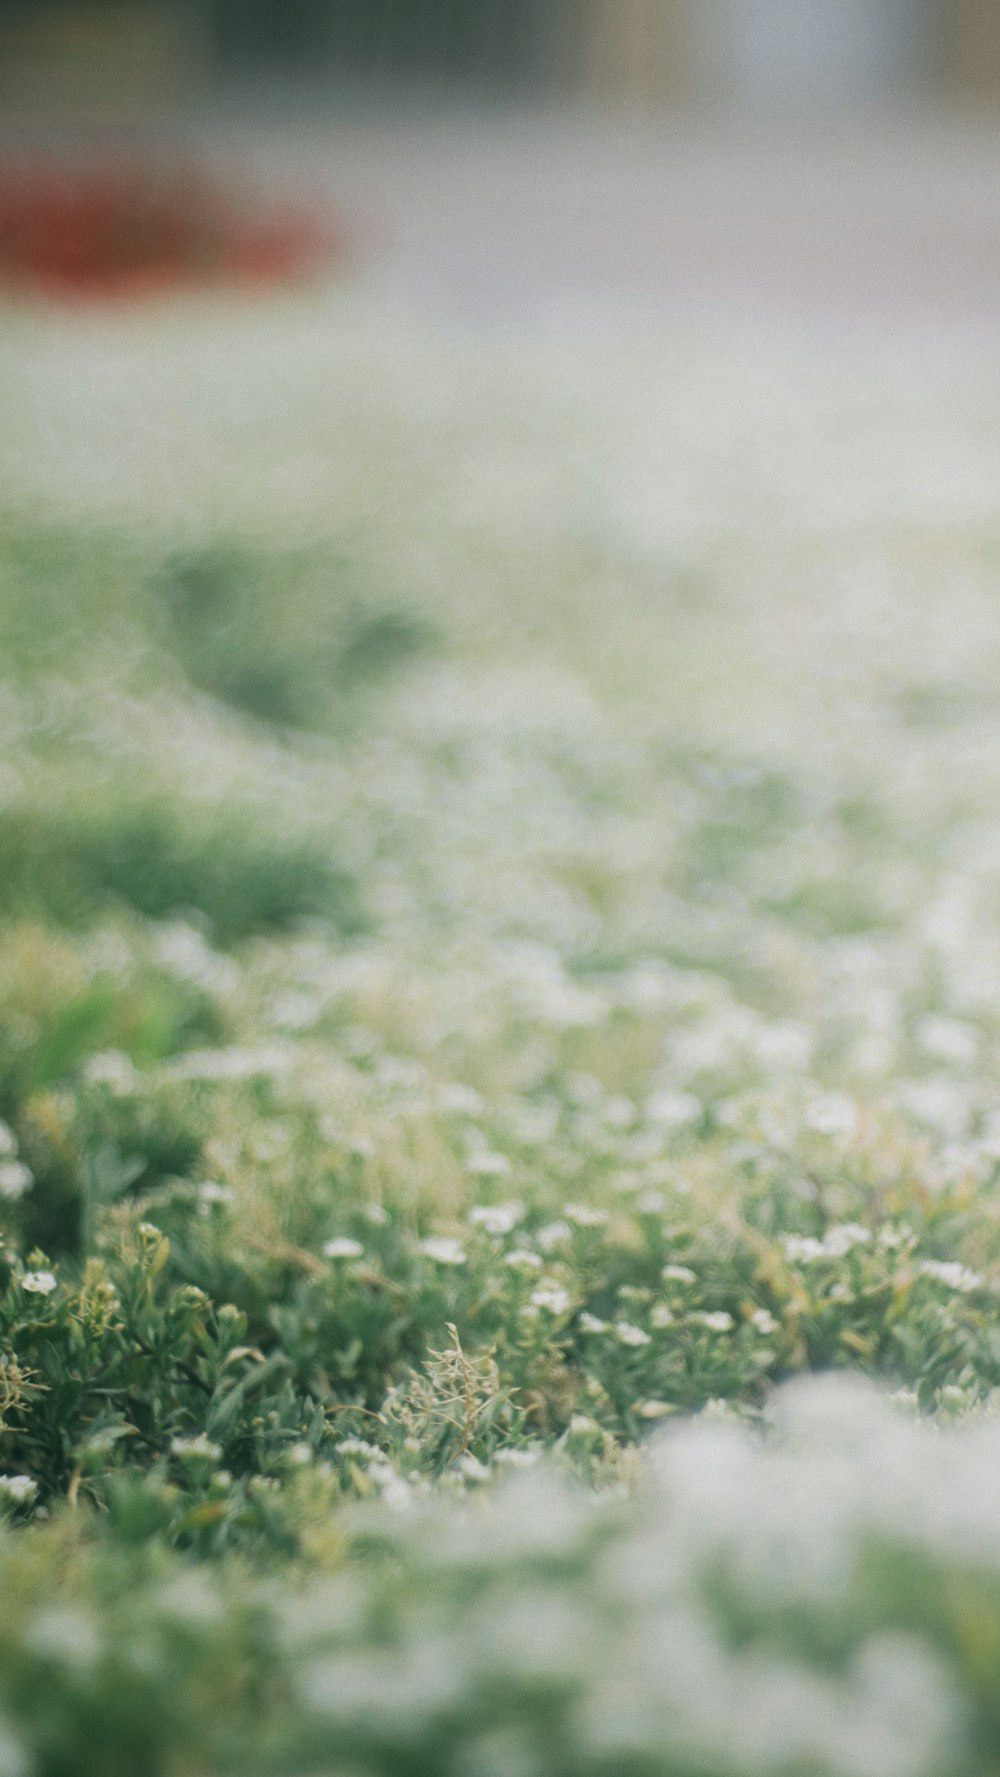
[5,182,1000,1771]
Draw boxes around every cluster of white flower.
[0,1122,31,1203]
[0,1474,37,1508]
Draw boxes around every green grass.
[4,299,1000,1772]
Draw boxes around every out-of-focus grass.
[4,299,1000,1774]
[0,516,444,942]
[0,794,364,941]
[155,542,436,729]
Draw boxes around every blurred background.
[1,0,997,112]
[1,1,999,328]
[1,0,998,114]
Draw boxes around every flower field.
[4,291,1000,1773]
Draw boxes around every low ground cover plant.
[4,297,1000,1770]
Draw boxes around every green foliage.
[7,299,1000,1773]
[156,542,437,730]
[2,1384,1000,1776]
[0,797,364,944]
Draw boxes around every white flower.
[579,1312,608,1334]
[421,1236,466,1266]
[878,1225,913,1251]
[781,1234,826,1265]
[455,1453,490,1483]
[468,1200,524,1235]
[465,1151,512,1178]
[83,1050,139,1093]
[563,1203,609,1228]
[170,1436,222,1463]
[0,1120,17,1156]
[493,1446,540,1469]
[536,1220,571,1253]
[646,1090,701,1128]
[529,1285,571,1315]
[661,1264,697,1285]
[21,1271,57,1296]
[803,1091,857,1137]
[917,1258,983,1293]
[437,1083,485,1116]
[0,1161,32,1201]
[371,1465,413,1511]
[750,1308,779,1336]
[917,1016,977,1066]
[164,1045,292,1084]
[691,1311,734,1334]
[568,1414,599,1436]
[0,1474,37,1506]
[503,1247,543,1270]
[651,1304,676,1329]
[822,1222,871,1257]
[323,1237,364,1260]
[335,1437,380,1460]
[198,1181,235,1206]
[614,1321,651,1347]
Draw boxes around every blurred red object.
[0,161,341,298]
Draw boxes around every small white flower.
[651,1304,676,1329]
[437,1083,485,1116]
[335,1437,380,1460]
[455,1453,490,1483]
[614,1321,651,1347]
[323,1237,364,1261]
[21,1271,57,1296]
[468,1200,524,1235]
[0,1474,37,1506]
[84,1050,139,1093]
[822,1222,871,1257]
[661,1264,697,1285]
[465,1151,512,1178]
[0,1161,32,1201]
[503,1247,543,1271]
[371,1464,412,1510]
[536,1220,571,1253]
[530,1285,571,1315]
[563,1203,609,1228]
[878,1225,913,1251]
[918,1258,983,1293]
[0,1120,17,1156]
[493,1446,540,1469]
[420,1236,466,1266]
[780,1234,826,1265]
[646,1089,701,1129]
[750,1308,779,1336]
[917,1017,977,1066]
[170,1436,222,1463]
[568,1414,599,1436]
[288,1442,313,1466]
[804,1092,857,1137]
[691,1311,734,1334]
[579,1312,608,1334]
[198,1182,235,1206]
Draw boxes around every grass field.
[5,291,1000,1773]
